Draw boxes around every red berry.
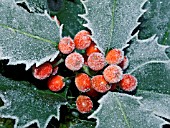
[48,75,65,92]
[87,52,105,71]
[65,52,84,71]
[103,65,123,83]
[74,30,92,50]
[75,73,91,92]
[86,42,100,56]
[76,95,93,113]
[106,49,124,65]
[91,75,110,93]
[119,74,137,91]
[110,83,117,91]
[32,62,52,80]
[119,56,129,70]
[86,87,99,97]
[58,37,75,54]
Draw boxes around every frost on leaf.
[15,0,57,13]
[138,0,170,45]
[132,61,170,94]
[70,120,95,128]
[137,91,170,121]
[0,0,60,70]
[0,75,67,128]
[81,0,147,53]
[130,61,170,122]
[89,92,165,128]
[126,35,169,73]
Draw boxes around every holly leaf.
[89,92,166,128]
[0,0,60,70]
[70,120,95,128]
[138,0,170,45]
[126,35,169,73]
[130,60,170,123]
[15,0,64,13]
[81,0,147,52]
[0,75,67,128]
[53,0,86,38]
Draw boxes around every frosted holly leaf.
[15,0,64,13]
[137,91,170,121]
[70,120,95,128]
[53,0,86,38]
[126,35,169,73]
[0,75,67,128]
[89,92,166,128]
[131,61,170,95]
[80,0,147,53]
[0,0,60,70]
[130,61,170,121]
[138,0,170,45]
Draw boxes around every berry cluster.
[32,30,137,114]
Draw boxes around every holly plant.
[0,0,170,128]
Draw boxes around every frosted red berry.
[76,95,93,113]
[58,37,75,54]
[75,73,91,92]
[65,52,84,71]
[48,75,65,92]
[74,30,92,50]
[87,52,105,71]
[119,56,129,70]
[106,49,124,65]
[103,65,123,83]
[86,42,100,56]
[91,75,111,93]
[32,62,52,80]
[119,74,137,91]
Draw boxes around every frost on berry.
[91,75,111,93]
[74,30,92,50]
[86,42,100,56]
[75,73,91,92]
[76,95,93,113]
[87,52,105,71]
[65,52,84,71]
[106,49,124,65]
[48,75,65,92]
[119,74,137,91]
[32,62,52,80]
[103,65,123,83]
[58,37,75,54]
[119,56,129,70]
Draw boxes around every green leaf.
[131,61,170,122]
[132,61,170,95]
[89,92,166,128]
[81,0,147,53]
[137,91,170,121]
[15,0,64,13]
[70,120,95,128]
[0,0,60,70]
[126,35,169,73]
[54,0,86,38]
[0,75,67,128]
[138,0,170,45]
